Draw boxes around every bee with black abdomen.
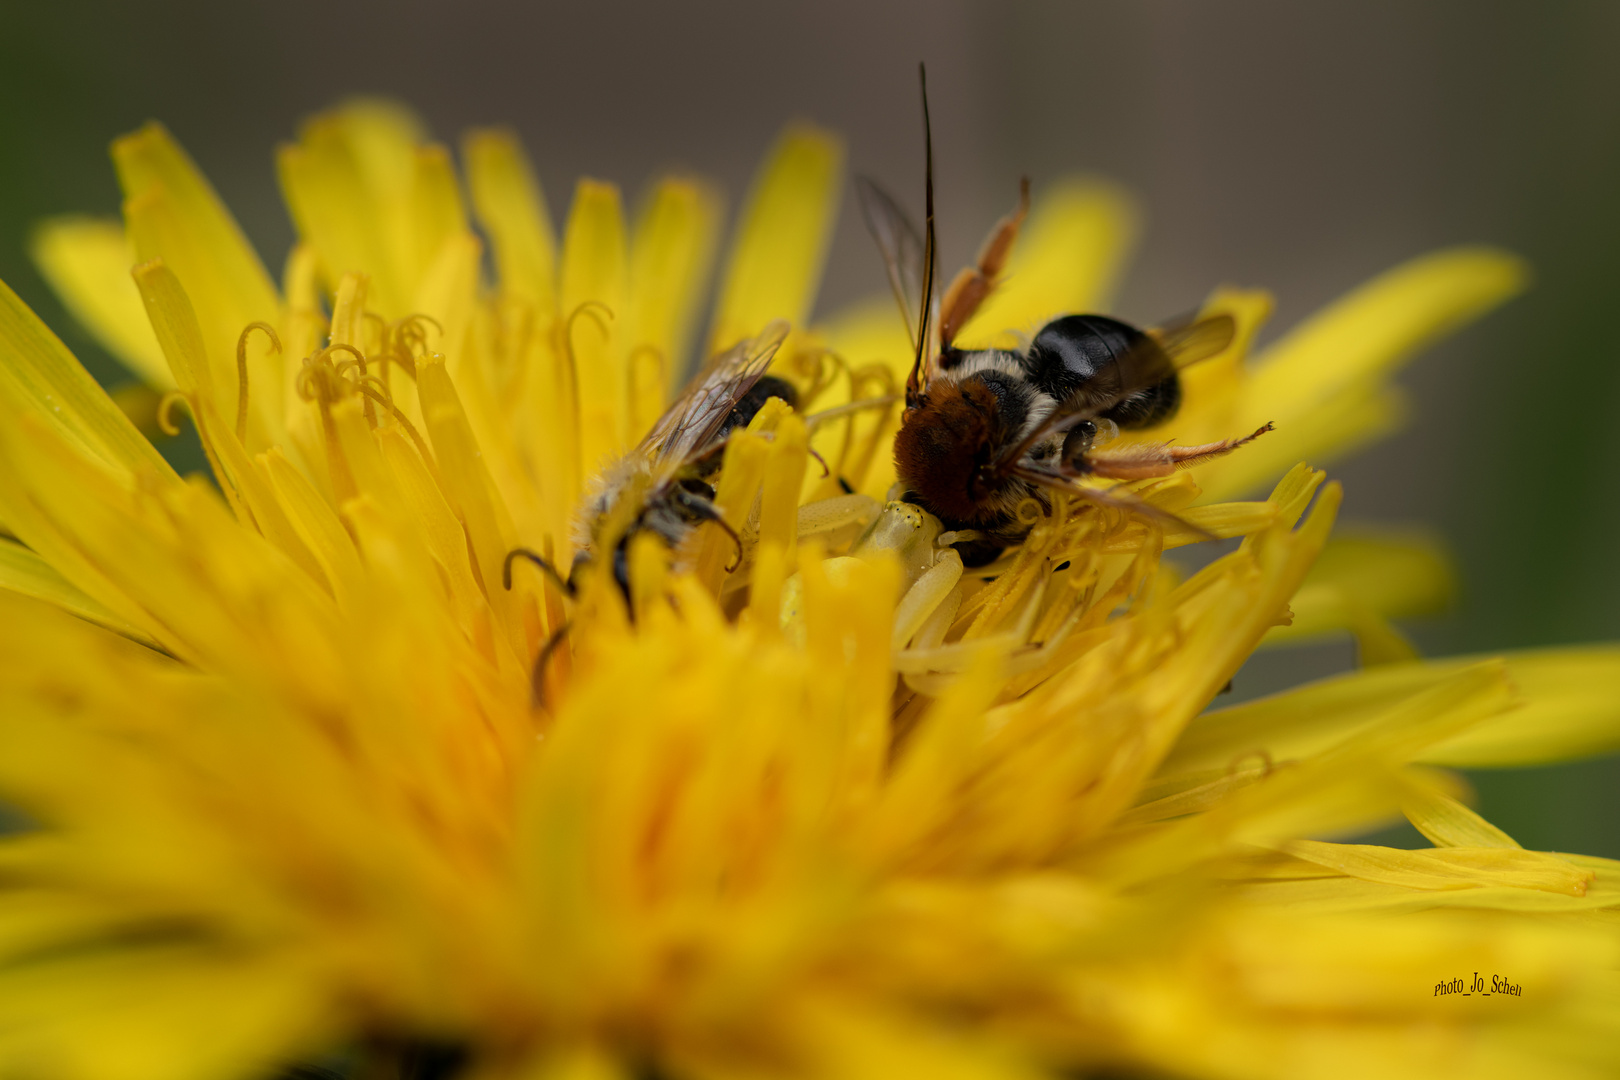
[568,320,794,594]
[861,66,1272,566]
[503,321,793,705]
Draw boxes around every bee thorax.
[894,375,1042,527]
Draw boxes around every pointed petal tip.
[298,96,426,141]
[573,177,623,203]
[777,121,846,156]
[1036,173,1141,223]
[109,120,172,162]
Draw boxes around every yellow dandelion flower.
[3,100,1618,1080]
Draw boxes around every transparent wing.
[855,175,926,352]
[1150,312,1237,370]
[1009,462,1214,539]
[638,319,791,466]
[992,313,1238,469]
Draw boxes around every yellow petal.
[0,945,327,1080]
[0,418,167,644]
[1422,645,1620,767]
[131,261,320,582]
[628,175,722,418]
[756,411,809,553]
[417,355,520,649]
[810,299,913,498]
[0,414,328,669]
[788,999,1046,1080]
[464,129,557,306]
[1103,499,1279,552]
[0,538,159,647]
[1178,249,1525,501]
[818,297,912,389]
[261,446,364,611]
[1402,785,1521,849]
[130,259,213,396]
[1284,839,1592,895]
[113,124,282,438]
[1104,664,1515,884]
[375,425,502,653]
[279,242,324,366]
[1242,246,1526,429]
[1279,529,1455,635]
[522,1047,630,1080]
[413,230,483,395]
[710,126,843,351]
[29,217,171,388]
[1202,385,1408,503]
[112,123,280,327]
[557,179,629,473]
[277,100,466,316]
[0,275,174,480]
[1266,529,1454,664]
[1170,286,1276,416]
[1240,870,1620,915]
[1166,644,1620,779]
[956,177,1139,349]
[692,429,771,593]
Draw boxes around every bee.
[567,320,795,594]
[501,322,793,705]
[862,66,1272,566]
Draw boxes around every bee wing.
[638,319,791,466]
[1149,311,1237,370]
[863,65,939,409]
[855,175,927,353]
[1010,462,1216,540]
[992,312,1238,470]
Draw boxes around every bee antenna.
[530,620,572,711]
[503,547,575,598]
[714,513,745,574]
[907,60,937,411]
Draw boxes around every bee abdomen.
[1100,376,1179,429]
[718,375,798,439]
[1025,314,1180,430]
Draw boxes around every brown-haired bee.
[861,66,1271,566]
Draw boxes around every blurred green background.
[2,1,1616,851]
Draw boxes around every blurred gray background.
[3,1,1617,852]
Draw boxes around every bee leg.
[530,620,573,711]
[806,445,832,478]
[1160,423,1274,466]
[937,177,1030,348]
[1084,423,1274,481]
[503,547,576,598]
[1060,420,1100,470]
[671,485,745,573]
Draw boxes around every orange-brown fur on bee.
[894,380,1015,524]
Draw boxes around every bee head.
[893,378,1009,523]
